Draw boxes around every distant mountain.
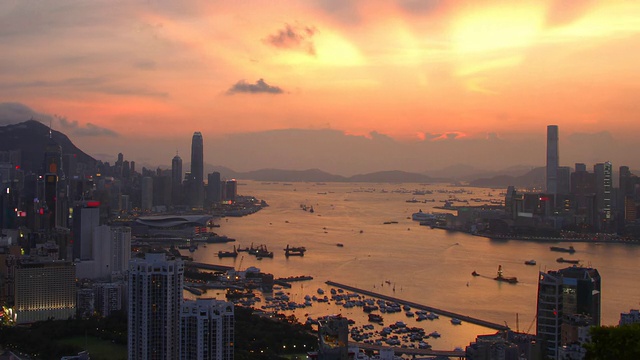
[426,164,539,181]
[237,168,347,182]
[349,170,442,183]
[469,167,545,189]
[0,120,96,173]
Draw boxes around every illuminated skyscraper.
[546,125,559,195]
[190,132,204,209]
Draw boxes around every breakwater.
[326,281,509,331]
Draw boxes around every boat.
[284,244,306,257]
[192,233,236,243]
[218,245,238,258]
[494,265,518,284]
[411,209,436,222]
[550,245,576,254]
[368,314,383,323]
[317,288,325,295]
[336,243,344,247]
[471,271,480,277]
[557,257,580,264]
[429,331,441,338]
[524,259,537,266]
[450,318,462,325]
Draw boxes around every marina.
[325,281,509,331]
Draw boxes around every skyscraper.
[546,125,559,195]
[536,266,601,359]
[171,153,183,206]
[190,132,204,209]
[180,298,234,360]
[128,252,184,360]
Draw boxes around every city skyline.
[2,1,640,174]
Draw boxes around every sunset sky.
[1,1,640,174]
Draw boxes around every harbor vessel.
[524,259,537,266]
[557,257,580,264]
[494,265,518,284]
[550,245,575,253]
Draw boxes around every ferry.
[411,209,436,222]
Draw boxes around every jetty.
[185,261,234,272]
[326,281,509,331]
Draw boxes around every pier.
[326,281,509,331]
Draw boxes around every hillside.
[0,120,96,174]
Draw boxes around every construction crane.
[237,255,244,272]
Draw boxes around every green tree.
[584,323,640,360]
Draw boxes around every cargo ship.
[550,245,575,254]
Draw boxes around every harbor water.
[186,181,640,350]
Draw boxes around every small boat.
[472,271,480,277]
[317,288,325,295]
[524,259,537,266]
[368,314,383,323]
[429,331,441,338]
[336,243,344,247]
[451,318,462,325]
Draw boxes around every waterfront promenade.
[326,281,509,331]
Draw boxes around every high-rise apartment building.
[180,298,234,360]
[190,132,204,209]
[546,125,559,195]
[128,252,184,360]
[536,266,601,359]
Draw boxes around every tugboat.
[494,265,518,284]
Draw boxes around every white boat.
[412,210,436,222]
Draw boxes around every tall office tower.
[619,166,632,195]
[72,202,101,261]
[206,172,221,205]
[180,299,234,360]
[13,259,76,324]
[594,162,613,226]
[171,154,183,206]
[546,125,559,195]
[141,176,153,211]
[190,132,204,209]
[222,179,237,202]
[557,166,571,196]
[536,266,601,359]
[128,252,184,360]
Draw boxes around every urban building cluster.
[0,125,236,358]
